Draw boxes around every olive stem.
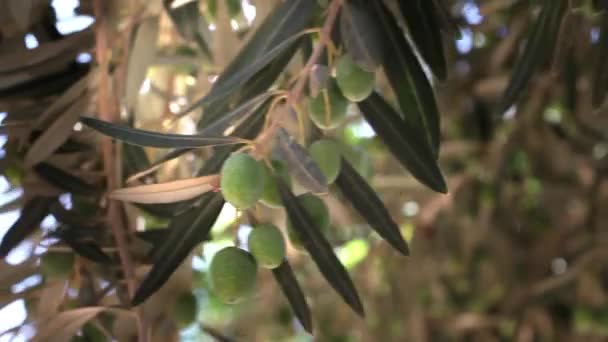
[253,0,343,150]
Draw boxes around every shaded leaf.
[49,202,101,228]
[277,180,364,316]
[135,228,171,246]
[371,1,441,158]
[0,29,93,73]
[110,175,219,204]
[358,92,447,193]
[272,260,313,333]
[54,231,112,264]
[340,0,384,71]
[398,0,447,80]
[276,128,328,194]
[0,63,90,100]
[498,0,568,114]
[33,162,99,196]
[25,95,88,167]
[336,158,409,255]
[81,117,244,149]
[0,259,36,289]
[163,0,213,60]
[34,306,132,342]
[125,16,159,110]
[33,72,90,129]
[132,193,224,306]
[0,196,56,257]
[36,280,67,321]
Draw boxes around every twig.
[254,0,342,149]
[92,1,149,341]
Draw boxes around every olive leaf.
[335,158,409,255]
[163,0,213,60]
[0,196,56,257]
[276,127,328,194]
[498,0,568,114]
[25,95,88,167]
[132,193,225,306]
[278,180,364,317]
[53,230,112,264]
[272,260,313,333]
[358,92,447,193]
[340,0,385,72]
[81,117,244,149]
[125,16,159,110]
[33,163,99,196]
[398,0,447,80]
[371,1,441,158]
[110,175,219,204]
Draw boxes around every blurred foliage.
[0,0,607,341]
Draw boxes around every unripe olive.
[209,247,257,304]
[309,139,342,184]
[248,224,285,269]
[220,152,266,210]
[336,53,375,102]
[173,292,198,327]
[308,80,348,129]
[260,160,291,208]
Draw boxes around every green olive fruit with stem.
[336,53,375,102]
[308,79,349,129]
[248,224,286,269]
[220,152,266,210]
[309,139,342,184]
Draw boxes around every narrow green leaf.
[277,180,364,317]
[272,260,313,333]
[371,1,441,158]
[122,143,155,181]
[276,128,328,194]
[81,117,243,149]
[0,197,56,257]
[215,0,317,84]
[185,0,317,121]
[593,13,608,107]
[180,33,303,115]
[340,0,385,71]
[132,193,224,306]
[33,163,99,196]
[358,92,447,193]
[398,0,447,80]
[498,0,568,114]
[336,158,409,255]
[163,0,213,60]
